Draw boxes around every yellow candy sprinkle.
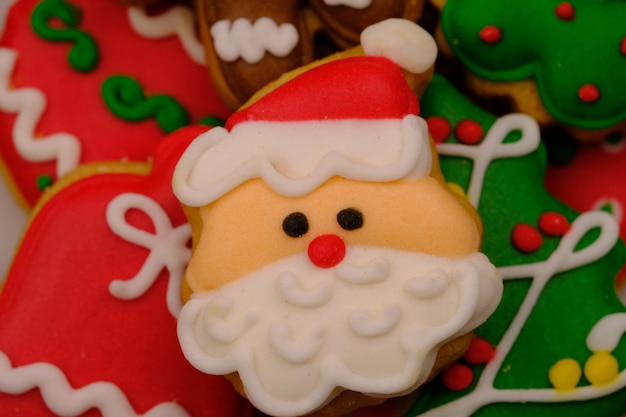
[584,351,619,386]
[549,358,581,390]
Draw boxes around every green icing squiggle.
[102,75,191,133]
[31,0,98,73]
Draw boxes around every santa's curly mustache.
[178,245,501,417]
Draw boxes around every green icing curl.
[441,0,626,130]
[31,0,98,73]
[102,75,190,134]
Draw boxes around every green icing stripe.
[31,0,98,73]
[102,75,191,134]
[441,0,626,130]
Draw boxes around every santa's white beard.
[178,246,501,417]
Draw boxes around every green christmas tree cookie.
[405,74,626,417]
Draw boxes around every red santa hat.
[174,19,437,207]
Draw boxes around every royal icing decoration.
[0,351,192,417]
[106,192,191,318]
[31,0,99,72]
[210,17,299,64]
[0,47,81,179]
[127,5,205,65]
[409,74,626,417]
[179,250,500,417]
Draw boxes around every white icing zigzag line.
[437,113,540,208]
[420,212,624,416]
[0,351,192,417]
[127,6,206,66]
[0,48,81,179]
[106,192,191,318]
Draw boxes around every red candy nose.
[307,234,346,268]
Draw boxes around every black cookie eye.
[337,208,363,231]
[282,212,309,237]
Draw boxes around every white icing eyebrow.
[0,48,81,179]
[127,6,206,66]
[210,17,299,64]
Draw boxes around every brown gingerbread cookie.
[117,0,424,109]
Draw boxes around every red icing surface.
[0,0,230,208]
[546,139,626,241]
[0,126,252,416]
[225,57,419,129]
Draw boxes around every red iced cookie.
[0,125,252,417]
[0,0,230,208]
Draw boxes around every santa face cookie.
[0,0,230,208]
[174,22,503,417]
[404,74,626,417]
[0,126,253,417]
[433,0,626,142]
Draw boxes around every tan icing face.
[185,175,481,292]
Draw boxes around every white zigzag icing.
[127,6,206,66]
[0,351,192,417]
[0,48,81,179]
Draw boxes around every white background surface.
[0,0,27,281]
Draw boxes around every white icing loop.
[348,305,401,337]
[404,269,451,299]
[106,193,191,318]
[127,6,206,65]
[586,313,626,352]
[277,272,333,308]
[210,18,299,64]
[437,113,540,207]
[0,48,81,179]
[335,257,390,284]
[270,322,326,364]
[0,351,192,417]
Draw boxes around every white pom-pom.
[361,18,437,74]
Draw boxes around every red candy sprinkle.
[620,37,626,56]
[555,2,575,21]
[441,363,473,391]
[426,116,452,144]
[455,119,484,144]
[511,223,542,253]
[578,84,600,103]
[538,212,570,236]
[479,25,501,44]
[463,338,496,365]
